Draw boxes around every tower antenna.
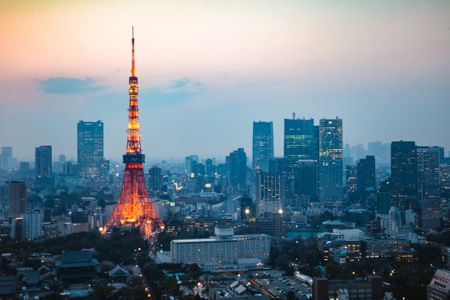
[131,26,135,76]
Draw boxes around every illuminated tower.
[104,28,164,237]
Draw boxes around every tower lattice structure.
[104,28,164,238]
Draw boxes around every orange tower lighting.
[103,27,164,238]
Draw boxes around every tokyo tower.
[103,28,164,238]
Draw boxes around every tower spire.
[131,26,136,76]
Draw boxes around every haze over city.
[1,0,449,160]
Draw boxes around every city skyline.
[2,2,450,298]
[1,1,449,160]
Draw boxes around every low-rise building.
[56,250,99,283]
[171,226,270,272]
[427,269,450,300]
[312,276,386,300]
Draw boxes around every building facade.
[318,118,343,203]
[0,146,13,170]
[77,121,105,179]
[226,148,247,192]
[35,145,52,178]
[417,146,442,232]
[356,155,376,196]
[22,210,43,240]
[427,269,450,300]
[284,117,318,175]
[170,227,270,272]
[252,121,274,172]
[6,181,26,218]
[148,166,163,198]
[255,170,286,216]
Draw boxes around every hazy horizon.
[1,0,449,161]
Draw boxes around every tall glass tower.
[318,118,343,203]
[252,121,274,172]
[35,145,52,178]
[391,141,417,210]
[284,117,318,174]
[77,121,104,178]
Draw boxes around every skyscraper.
[417,146,441,232]
[391,141,417,210]
[356,155,376,196]
[294,160,318,202]
[368,142,390,166]
[255,170,286,216]
[252,121,274,172]
[6,181,27,218]
[318,118,343,203]
[35,145,52,178]
[205,158,216,177]
[148,166,163,198]
[185,155,199,174]
[77,121,104,179]
[284,117,317,174]
[226,148,247,192]
[22,210,43,240]
[417,146,441,199]
[1,146,13,170]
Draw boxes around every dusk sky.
[1,0,449,161]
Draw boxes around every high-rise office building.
[1,146,13,170]
[19,162,30,175]
[378,179,392,214]
[226,148,247,192]
[268,157,286,174]
[294,160,318,202]
[284,117,318,174]
[252,121,274,172]
[417,146,441,232]
[441,165,450,189]
[22,210,43,240]
[350,143,367,161]
[345,165,357,196]
[6,181,27,218]
[148,166,163,198]
[35,145,52,178]
[205,158,216,177]
[356,155,376,196]
[318,118,343,203]
[77,121,104,179]
[388,206,402,236]
[185,155,199,174]
[0,185,8,215]
[367,142,390,166]
[391,141,417,210]
[417,146,441,199]
[255,170,286,216]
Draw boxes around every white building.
[404,209,418,227]
[255,170,285,216]
[22,210,42,240]
[170,227,270,272]
[388,207,402,236]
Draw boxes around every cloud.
[39,77,103,94]
[168,78,205,92]
[142,78,206,107]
